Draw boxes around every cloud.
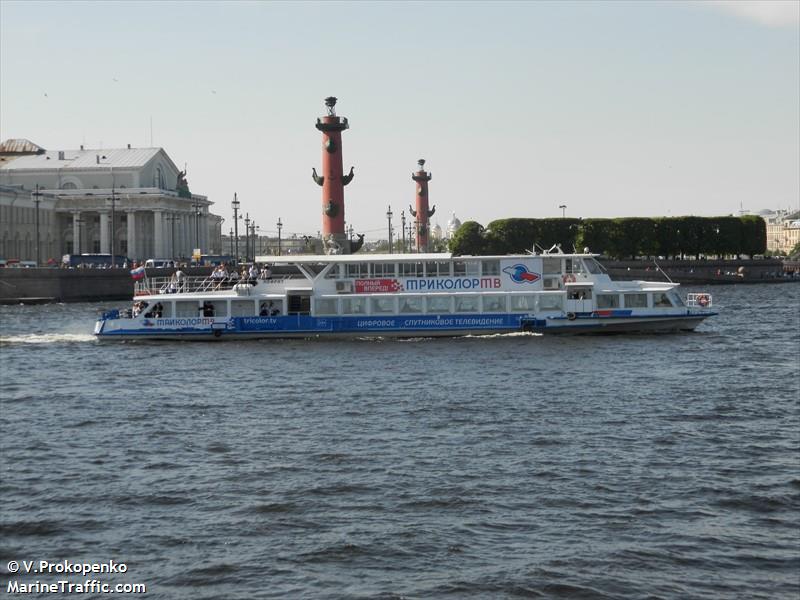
[705,0,800,28]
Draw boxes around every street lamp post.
[244,214,251,263]
[276,218,283,256]
[229,228,234,257]
[193,200,203,259]
[231,194,240,265]
[386,206,393,254]
[32,184,43,266]
[559,204,567,218]
[401,210,406,253]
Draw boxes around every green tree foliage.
[450,216,767,258]
[448,221,487,255]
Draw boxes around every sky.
[1,0,798,240]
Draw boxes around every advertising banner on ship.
[355,279,404,293]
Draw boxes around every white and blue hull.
[94,311,713,340]
[94,252,716,340]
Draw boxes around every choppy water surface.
[1,284,798,599]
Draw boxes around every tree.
[449,221,487,255]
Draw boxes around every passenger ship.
[94,251,716,340]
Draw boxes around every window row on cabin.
[326,260,502,279]
[314,294,565,316]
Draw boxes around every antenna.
[653,257,674,283]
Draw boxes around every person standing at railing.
[211,264,228,289]
[170,266,186,293]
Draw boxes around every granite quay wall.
[599,258,795,284]
[0,267,212,304]
[0,259,796,304]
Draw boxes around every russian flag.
[130,266,146,280]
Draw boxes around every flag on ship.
[130,266,146,280]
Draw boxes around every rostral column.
[312,96,355,254]
[410,159,435,253]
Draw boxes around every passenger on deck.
[259,302,270,316]
[211,265,228,289]
[200,301,215,317]
[259,264,272,280]
[248,264,259,285]
[133,301,148,317]
[145,302,164,318]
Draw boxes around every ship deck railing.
[134,276,279,296]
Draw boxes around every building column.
[126,211,137,261]
[200,213,207,253]
[72,212,82,255]
[99,211,110,253]
[153,209,164,258]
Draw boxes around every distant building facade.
[761,209,800,255]
[0,139,223,263]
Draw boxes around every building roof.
[0,145,166,171]
[0,138,46,154]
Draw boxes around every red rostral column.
[410,159,435,253]
[313,96,355,254]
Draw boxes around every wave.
[0,333,96,344]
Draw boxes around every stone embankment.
[0,267,211,305]
[0,259,796,304]
[600,258,796,284]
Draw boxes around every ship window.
[455,296,479,313]
[623,293,647,308]
[207,300,227,317]
[510,295,536,311]
[453,261,467,277]
[568,288,592,300]
[583,258,603,274]
[315,298,338,316]
[371,297,395,314]
[231,300,255,316]
[426,296,452,313]
[175,301,198,317]
[401,262,423,277]
[653,292,672,307]
[372,262,396,277]
[482,295,506,312]
[399,296,423,313]
[542,258,561,274]
[347,263,368,278]
[538,294,563,311]
[426,261,450,277]
[324,264,341,279]
[596,294,620,309]
[482,260,499,276]
[341,297,366,314]
[667,291,684,307]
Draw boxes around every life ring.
[698,295,709,307]
[562,274,576,284]
[567,312,577,321]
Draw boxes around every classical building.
[761,209,800,255]
[0,139,223,263]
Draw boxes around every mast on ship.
[312,96,361,254]
[410,159,435,253]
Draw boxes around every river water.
[1,283,798,599]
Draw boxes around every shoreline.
[0,258,796,305]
